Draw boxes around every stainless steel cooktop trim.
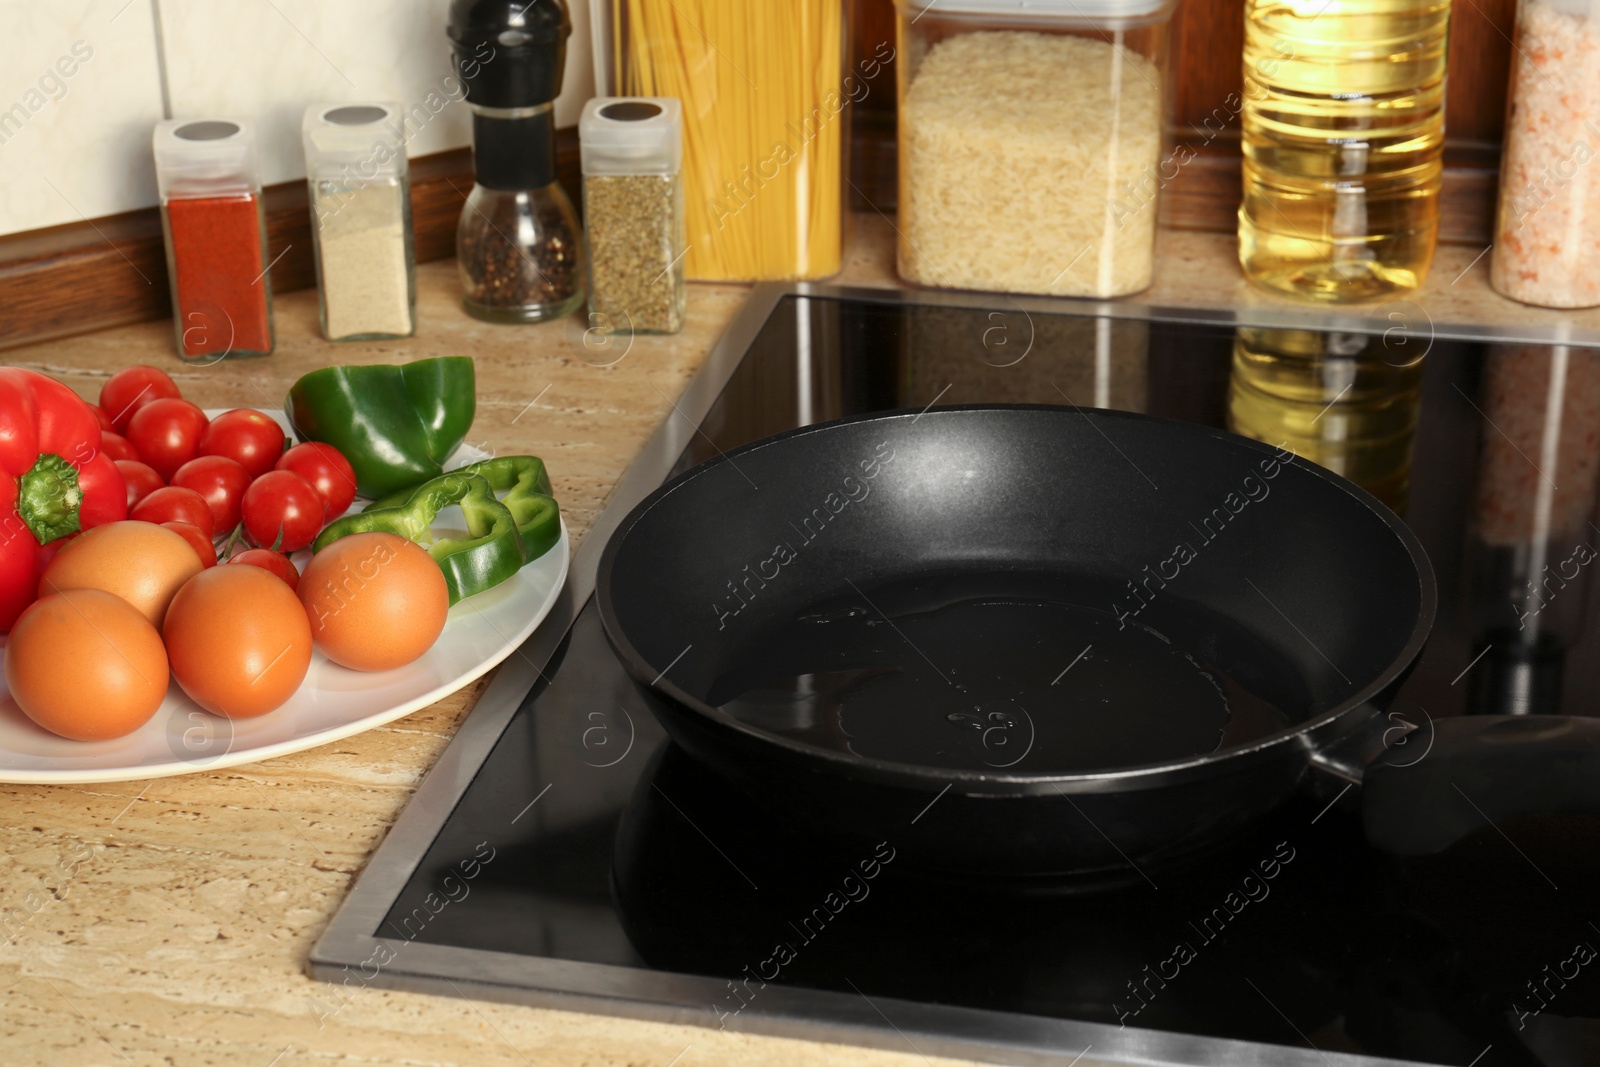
[311,283,787,965]
[309,284,1451,1067]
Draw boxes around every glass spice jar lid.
[153,118,260,199]
[579,97,682,176]
[302,103,407,180]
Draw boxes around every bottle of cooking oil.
[1238,0,1451,302]
[1228,327,1423,510]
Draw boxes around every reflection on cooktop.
[615,743,1600,1058]
[384,589,1600,1067]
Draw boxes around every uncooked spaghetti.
[609,0,847,281]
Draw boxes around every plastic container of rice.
[893,0,1176,299]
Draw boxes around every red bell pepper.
[0,369,127,631]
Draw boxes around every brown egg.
[163,566,312,718]
[40,520,203,628]
[6,589,169,741]
[300,533,448,672]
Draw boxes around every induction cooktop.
[312,284,1600,1067]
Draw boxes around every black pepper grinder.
[449,0,584,323]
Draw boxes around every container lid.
[580,98,682,175]
[894,0,1174,21]
[302,103,408,178]
[153,118,260,198]
[448,0,571,109]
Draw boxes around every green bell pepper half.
[284,356,477,499]
[312,471,522,605]
[366,456,560,563]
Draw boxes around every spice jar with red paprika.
[153,119,275,360]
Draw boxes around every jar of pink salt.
[1491,0,1600,308]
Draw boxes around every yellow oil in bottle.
[1228,327,1424,511]
[1238,0,1450,302]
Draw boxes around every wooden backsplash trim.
[0,131,578,353]
[0,123,1500,353]
[1160,142,1501,247]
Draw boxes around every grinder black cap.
[448,0,571,109]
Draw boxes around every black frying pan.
[597,406,1600,875]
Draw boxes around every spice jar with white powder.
[1490,0,1600,308]
[302,104,416,340]
[893,0,1175,299]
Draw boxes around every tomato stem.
[217,523,245,561]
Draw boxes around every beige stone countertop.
[0,249,1012,1067]
[4,215,1595,1067]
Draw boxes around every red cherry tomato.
[227,548,299,592]
[274,442,358,519]
[99,431,141,463]
[131,486,216,539]
[114,460,164,511]
[126,398,209,482]
[241,471,323,552]
[198,410,285,481]
[100,365,181,433]
[91,405,115,433]
[171,455,250,533]
[162,521,217,568]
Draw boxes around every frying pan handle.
[1363,715,1600,855]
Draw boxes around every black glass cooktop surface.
[321,288,1600,1067]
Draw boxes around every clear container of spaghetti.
[892,0,1174,299]
[593,0,852,282]
[1490,0,1600,308]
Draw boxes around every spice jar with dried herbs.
[449,0,584,323]
[302,103,416,340]
[580,98,686,335]
[153,119,273,360]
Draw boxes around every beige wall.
[0,0,595,237]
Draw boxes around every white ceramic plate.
[0,412,569,784]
